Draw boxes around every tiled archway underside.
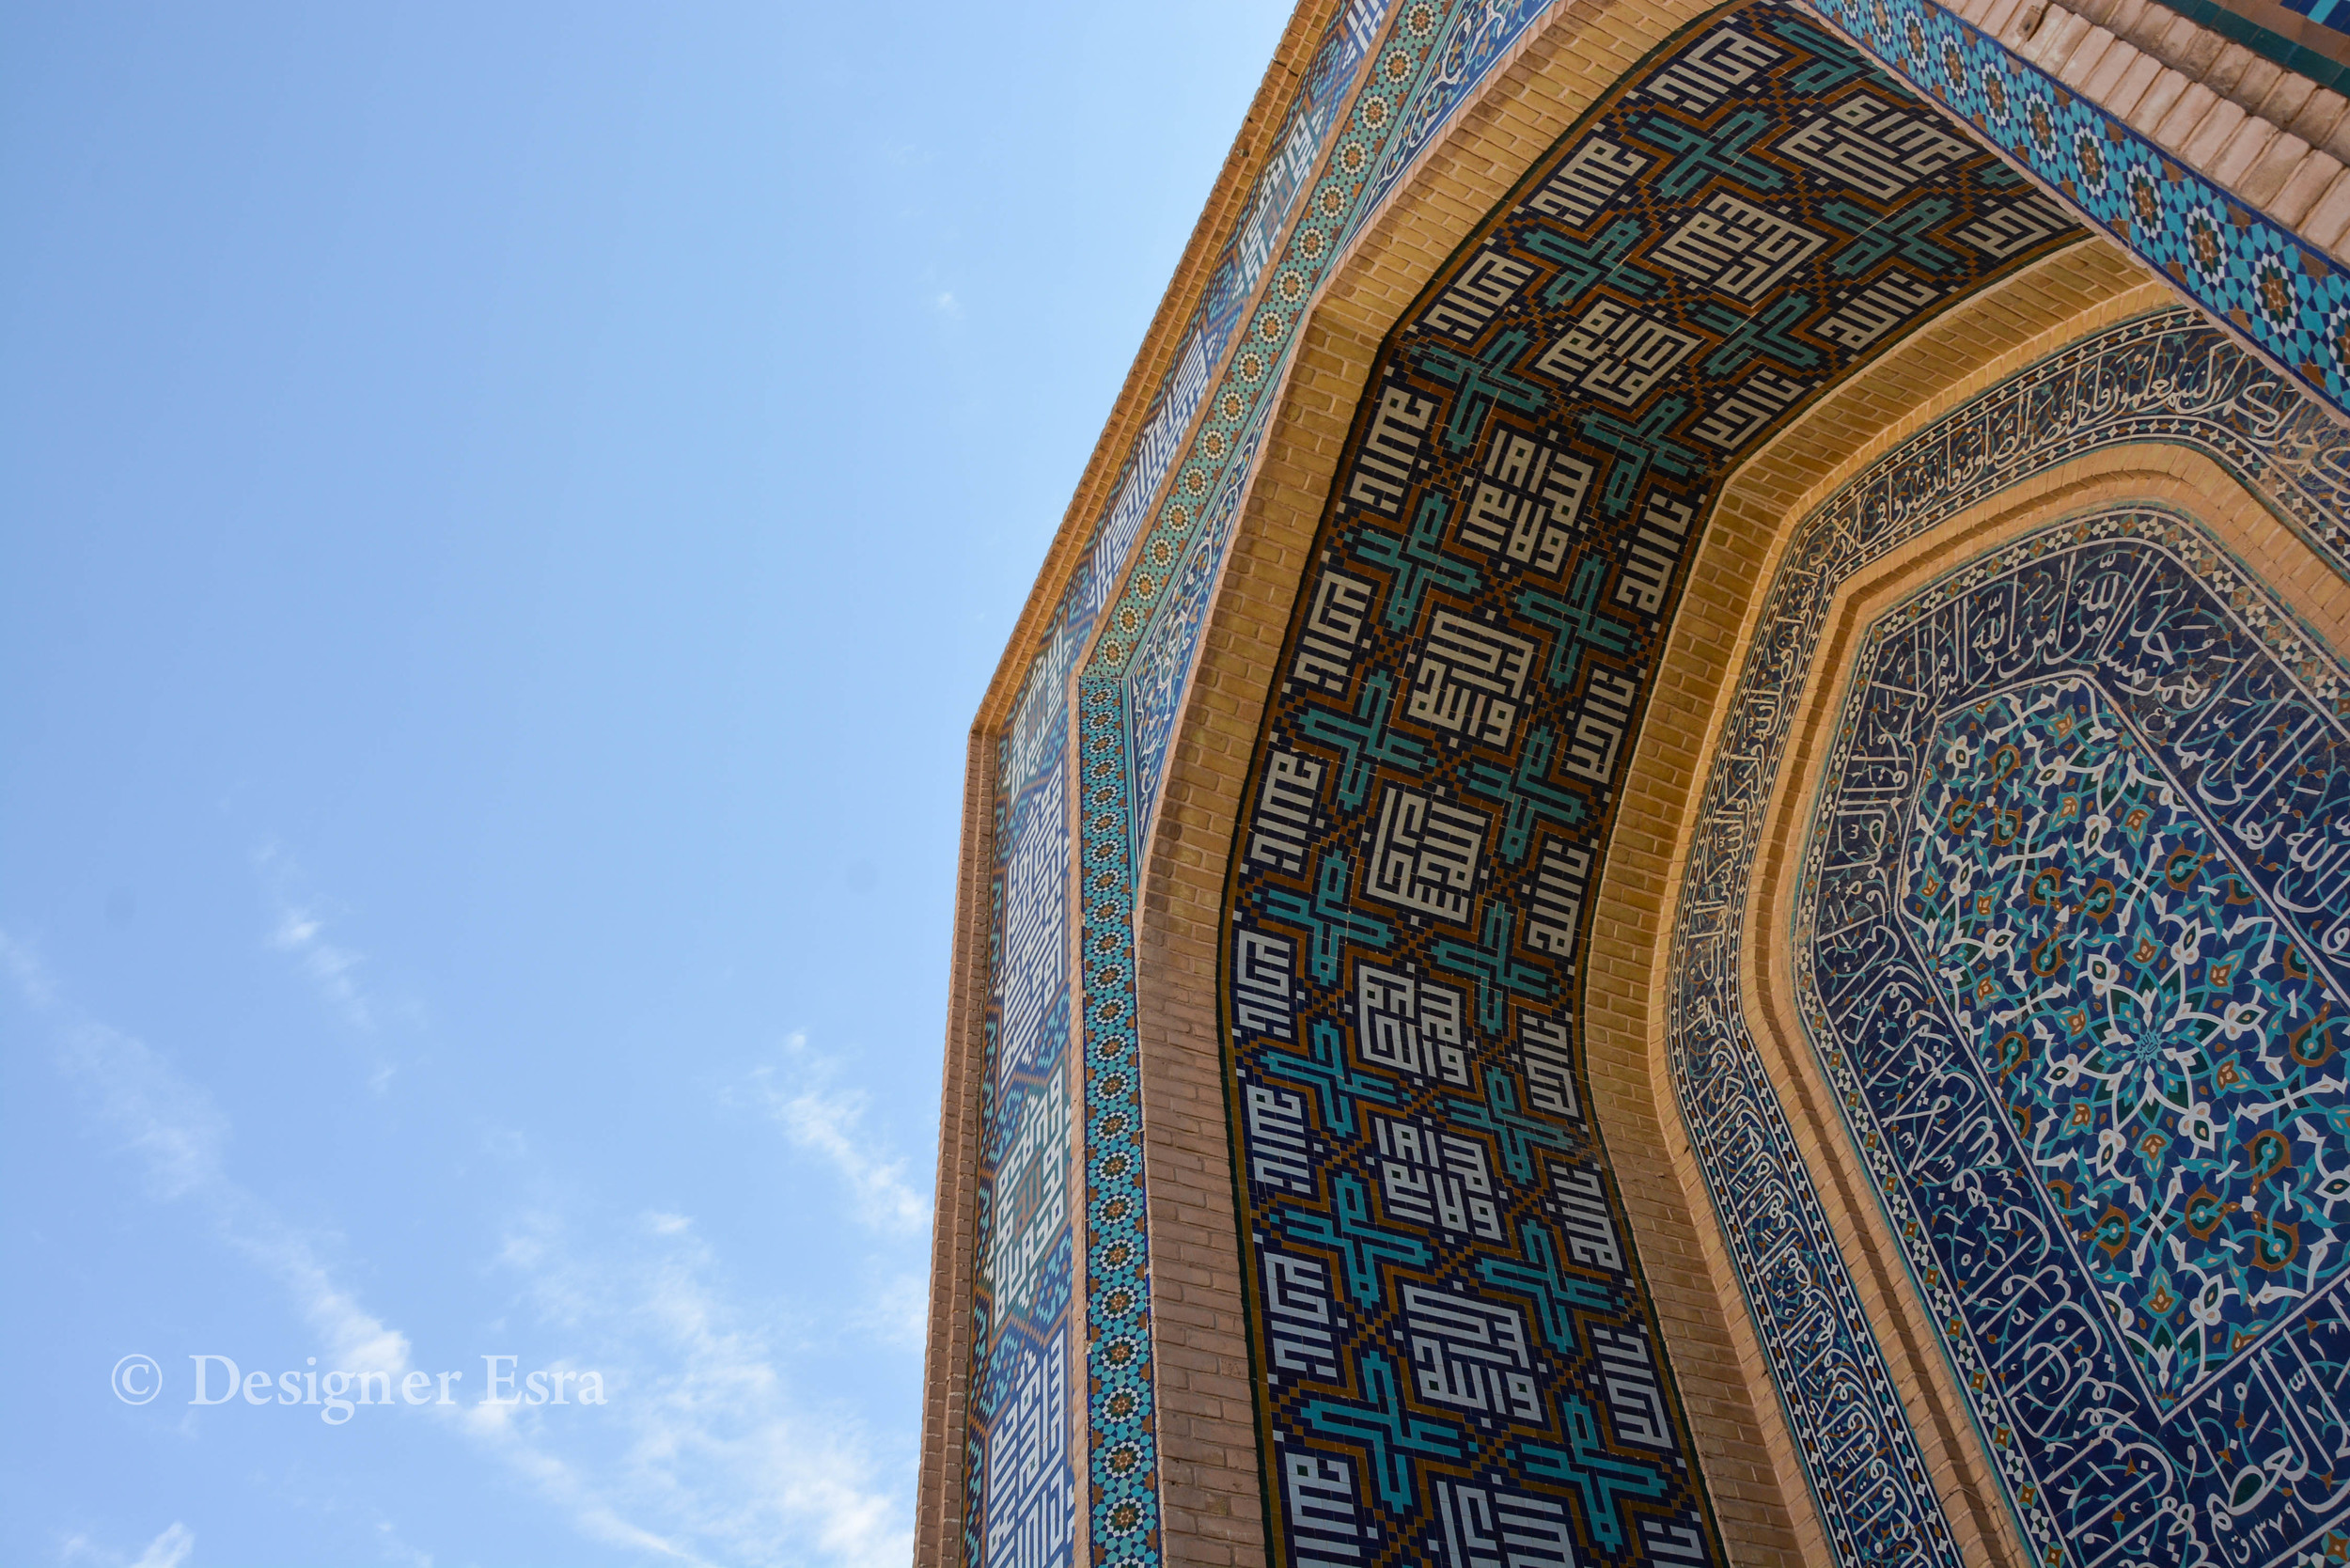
[1216,8,2098,1565]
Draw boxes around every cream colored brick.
[2058,24,2115,86]
[2241,131,2311,212]
[2305,167,2350,252]
[2129,66,2191,136]
[2237,57,2285,113]
[2081,36,2144,104]
[1979,0,2030,38]
[2157,82,2224,150]
[2206,40,2257,98]
[2100,46,2166,122]
[2025,7,2090,67]
[2208,118,2278,187]
[2274,148,2344,227]
[2007,0,2056,47]
[2290,87,2350,151]
[2168,15,2224,76]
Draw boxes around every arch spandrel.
[1203,7,2127,1565]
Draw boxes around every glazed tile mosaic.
[1077,2,1563,1559]
[1219,8,2087,1565]
[1109,0,1562,872]
[967,7,1389,1563]
[1796,0,2350,419]
[1666,307,2350,1568]
[965,3,1575,1565]
[972,0,2350,1555]
[1797,510,2350,1564]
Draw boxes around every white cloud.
[738,1035,930,1233]
[931,290,962,318]
[252,842,381,1035]
[8,936,915,1568]
[0,929,57,1009]
[58,1521,194,1568]
[479,1214,911,1568]
[35,967,414,1378]
[372,1517,433,1568]
[56,1020,227,1202]
[130,1525,195,1568]
[266,903,374,1030]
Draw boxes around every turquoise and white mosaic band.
[1800,0,2350,416]
[965,3,1567,1564]
[1073,5,1563,1559]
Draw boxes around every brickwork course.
[918,3,2350,1567]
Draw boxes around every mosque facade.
[914,2,2350,1564]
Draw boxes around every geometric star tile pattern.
[1804,0,2350,420]
[1668,304,2350,1568]
[1802,512,2350,1564]
[1223,8,2084,1566]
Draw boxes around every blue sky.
[0,5,1288,1564]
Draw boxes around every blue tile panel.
[965,3,1579,1565]
[1218,8,2091,1565]
[1801,0,2350,420]
[1798,510,2350,1564]
[1666,306,2350,1568]
[1117,0,1561,865]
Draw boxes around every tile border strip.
[1070,8,1564,1560]
[963,6,1395,1563]
[1801,0,2350,416]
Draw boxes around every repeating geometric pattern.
[1344,0,1565,257]
[966,5,1390,1561]
[1220,10,2082,1566]
[978,0,2350,1558]
[1078,5,1561,1561]
[1665,307,2350,1568]
[1801,0,2350,419]
[1796,511,2350,1564]
[969,3,1564,1565]
[1112,0,1560,863]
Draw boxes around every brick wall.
[918,0,2350,1560]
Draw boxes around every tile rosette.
[1799,510,2350,1562]
[1666,306,2350,1568]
